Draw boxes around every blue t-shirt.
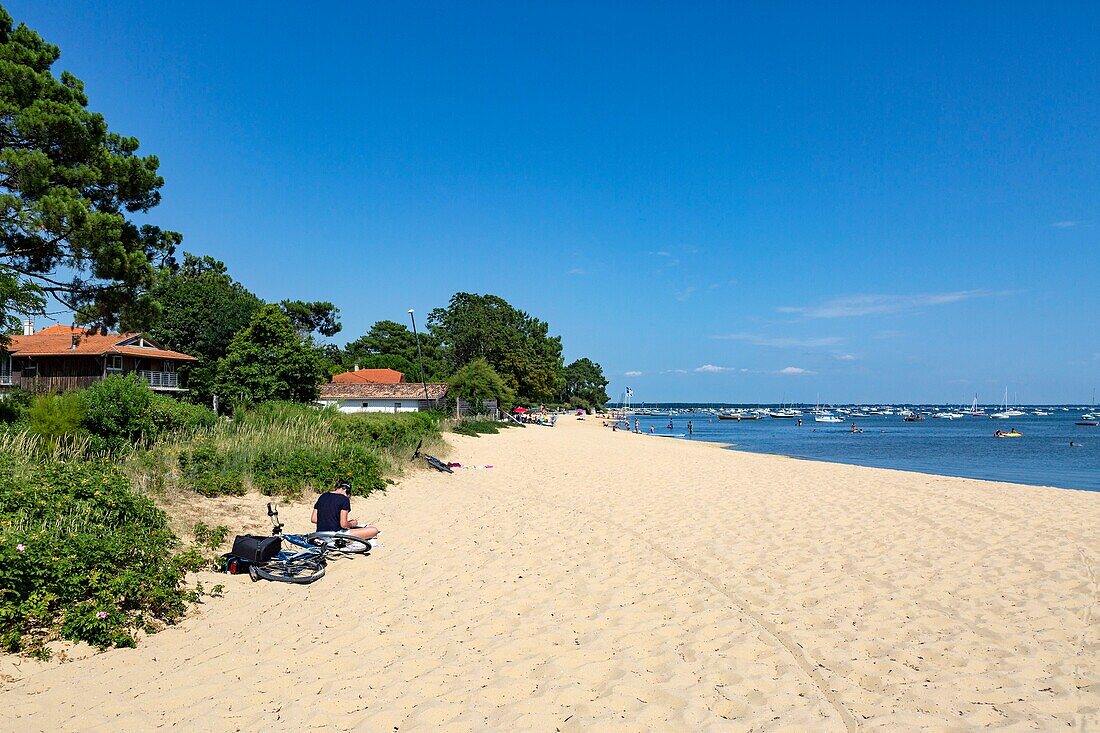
[314,492,351,532]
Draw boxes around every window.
[394,402,402,410]
[23,360,36,377]
[107,355,123,372]
[362,402,370,408]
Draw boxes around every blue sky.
[12,1,1099,403]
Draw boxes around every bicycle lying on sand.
[412,438,453,473]
[247,503,374,584]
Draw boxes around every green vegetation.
[213,305,327,406]
[429,293,564,402]
[17,374,216,452]
[342,319,446,380]
[167,403,438,497]
[146,254,265,404]
[0,5,180,334]
[0,393,441,655]
[561,357,610,412]
[0,458,205,655]
[447,358,515,413]
[449,419,508,437]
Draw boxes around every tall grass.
[127,403,443,499]
[0,428,98,461]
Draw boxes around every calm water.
[624,409,1100,492]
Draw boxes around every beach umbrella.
[513,407,528,413]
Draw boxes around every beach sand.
[1,418,1097,731]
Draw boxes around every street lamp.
[408,309,430,404]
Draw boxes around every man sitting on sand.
[312,479,379,541]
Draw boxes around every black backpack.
[230,534,282,563]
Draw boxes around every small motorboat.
[994,429,1023,438]
[1076,420,1098,427]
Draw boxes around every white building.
[317,382,448,414]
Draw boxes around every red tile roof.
[331,368,405,384]
[6,325,197,361]
[319,382,447,400]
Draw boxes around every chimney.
[354,364,360,372]
[70,334,80,350]
[22,319,34,336]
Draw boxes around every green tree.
[279,299,341,338]
[561,358,609,410]
[447,358,514,412]
[214,305,326,406]
[343,353,418,378]
[0,6,180,337]
[428,293,563,402]
[343,319,444,379]
[146,253,263,403]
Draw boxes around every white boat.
[990,387,1024,419]
[932,411,965,419]
[814,414,843,423]
[965,396,986,417]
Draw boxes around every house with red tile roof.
[317,381,448,413]
[331,368,405,385]
[2,322,197,392]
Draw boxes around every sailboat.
[964,395,985,417]
[990,387,1024,419]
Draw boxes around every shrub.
[0,388,31,424]
[192,522,230,550]
[78,375,216,453]
[27,391,85,442]
[148,394,216,435]
[79,374,155,452]
[166,402,440,497]
[0,459,196,653]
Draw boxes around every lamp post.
[408,309,430,405]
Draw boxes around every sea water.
[626,409,1099,492]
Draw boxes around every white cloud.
[649,250,672,257]
[835,353,857,361]
[567,267,588,275]
[778,366,813,375]
[624,370,643,377]
[676,286,696,301]
[1052,220,1080,228]
[874,330,903,339]
[779,289,1000,319]
[712,333,843,348]
[694,364,735,373]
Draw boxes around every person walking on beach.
[687,419,694,436]
[634,418,640,433]
[313,479,378,541]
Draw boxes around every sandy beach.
[1,417,1097,732]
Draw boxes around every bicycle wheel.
[305,532,371,554]
[250,557,326,584]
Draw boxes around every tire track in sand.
[541,498,859,733]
